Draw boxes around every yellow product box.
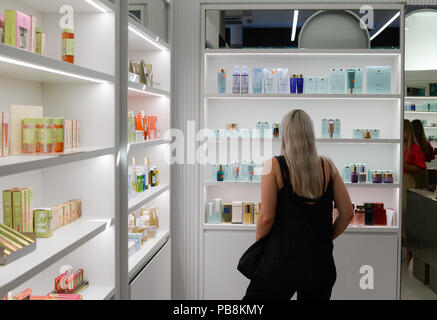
[68,201,77,222]
[3,190,13,228]
[52,205,63,230]
[33,208,54,238]
[12,189,25,232]
[63,203,71,225]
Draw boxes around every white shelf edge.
[0,217,114,297]
[82,285,115,300]
[128,139,170,151]
[128,229,170,282]
[205,93,401,100]
[405,96,437,100]
[204,181,400,188]
[202,223,399,233]
[209,138,400,144]
[0,43,115,83]
[405,111,437,115]
[128,18,170,51]
[128,184,170,213]
[204,48,402,56]
[128,81,170,97]
[0,147,116,178]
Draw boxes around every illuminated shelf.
[205,49,402,56]
[128,18,170,51]
[0,44,114,83]
[405,96,437,100]
[210,138,400,144]
[424,126,437,129]
[128,184,170,213]
[82,286,115,300]
[128,139,170,151]
[128,229,170,282]
[205,93,401,100]
[17,0,114,13]
[0,147,116,178]
[0,217,114,297]
[405,111,437,115]
[203,223,399,233]
[128,81,170,97]
[205,181,400,188]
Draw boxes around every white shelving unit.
[0,0,117,299]
[125,14,172,300]
[200,4,404,300]
[404,96,437,138]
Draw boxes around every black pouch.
[237,234,270,279]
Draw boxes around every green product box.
[12,189,24,232]
[3,190,13,228]
[33,208,53,238]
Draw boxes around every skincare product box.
[2,188,33,233]
[232,201,243,224]
[304,77,317,94]
[264,68,276,94]
[35,26,45,55]
[252,68,263,94]
[317,77,329,94]
[355,68,364,94]
[4,10,31,50]
[329,68,338,94]
[243,202,254,225]
[277,68,289,94]
[222,203,232,223]
[352,129,380,139]
[64,120,72,149]
[1,112,9,157]
[366,66,391,94]
[33,208,54,238]
[337,68,346,94]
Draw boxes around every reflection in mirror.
[129,0,169,43]
[205,9,400,50]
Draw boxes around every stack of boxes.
[1,10,45,55]
[64,120,81,150]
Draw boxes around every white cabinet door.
[130,240,171,300]
[204,231,255,300]
[332,234,399,300]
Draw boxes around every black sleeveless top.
[251,156,337,291]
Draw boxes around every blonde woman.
[241,110,353,300]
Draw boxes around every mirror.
[205,9,400,50]
[129,0,169,42]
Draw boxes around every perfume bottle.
[351,165,359,183]
[290,75,297,94]
[217,68,226,94]
[297,74,304,94]
[359,165,367,183]
[273,124,280,139]
[217,165,224,182]
[232,65,241,94]
[222,203,232,223]
[241,65,249,94]
[231,162,240,181]
[355,205,365,226]
[243,202,254,225]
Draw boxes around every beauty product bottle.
[264,122,273,139]
[290,75,297,94]
[248,160,255,182]
[232,201,243,224]
[217,165,224,182]
[351,165,359,183]
[297,75,304,94]
[222,203,232,223]
[217,68,226,94]
[40,118,53,154]
[212,199,223,224]
[131,157,137,194]
[53,118,64,153]
[241,65,249,94]
[364,203,374,226]
[372,171,383,184]
[277,68,289,94]
[232,161,240,181]
[264,68,275,94]
[347,68,356,94]
[224,164,231,181]
[355,205,365,226]
[252,68,263,94]
[384,171,394,184]
[343,165,352,183]
[273,124,280,139]
[62,28,74,64]
[232,65,241,94]
[337,68,346,94]
[243,202,254,225]
[359,165,367,183]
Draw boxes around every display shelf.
[202,223,399,233]
[204,49,402,56]
[81,285,115,300]
[128,81,170,97]
[405,96,437,100]
[128,184,170,213]
[17,0,114,13]
[0,217,114,297]
[128,18,170,52]
[0,147,116,178]
[0,44,115,83]
[128,229,170,282]
[404,111,437,115]
[424,126,437,129]
[128,139,170,151]
[205,93,402,100]
[205,181,399,188]
[211,138,400,144]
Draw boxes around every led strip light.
[291,10,299,42]
[85,0,108,13]
[370,12,401,41]
[128,26,168,51]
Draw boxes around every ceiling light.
[291,10,299,42]
[370,12,400,41]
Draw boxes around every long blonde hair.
[281,109,322,199]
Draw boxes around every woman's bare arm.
[328,159,354,240]
[256,158,279,241]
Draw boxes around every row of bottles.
[128,157,159,198]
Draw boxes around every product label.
[40,127,52,144]
[23,128,35,144]
[56,128,64,143]
[62,38,74,56]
